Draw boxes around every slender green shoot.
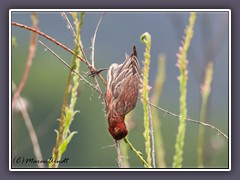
[172,12,196,168]
[120,112,133,168]
[50,12,84,168]
[150,54,166,168]
[140,32,152,167]
[197,62,214,168]
[124,138,151,168]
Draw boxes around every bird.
[106,45,140,140]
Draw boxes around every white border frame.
[9,9,231,171]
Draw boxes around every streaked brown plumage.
[106,45,140,140]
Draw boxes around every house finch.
[106,45,140,140]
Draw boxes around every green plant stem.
[50,12,84,168]
[197,62,214,168]
[120,112,133,168]
[172,12,196,168]
[124,138,151,168]
[141,32,152,167]
[151,54,166,168]
[197,97,207,167]
[51,67,72,168]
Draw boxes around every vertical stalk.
[197,62,214,167]
[141,32,152,167]
[172,12,196,168]
[151,54,166,168]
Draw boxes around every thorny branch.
[146,100,228,139]
[91,13,105,67]
[11,22,107,87]
[60,13,106,105]
[60,12,89,66]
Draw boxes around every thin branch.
[91,13,105,67]
[12,14,38,120]
[60,12,106,107]
[124,138,151,168]
[12,82,44,168]
[12,22,85,63]
[60,12,106,106]
[150,54,166,168]
[146,100,228,139]
[86,13,106,106]
[61,10,105,102]
[19,98,44,168]
[61,12,89,65]
[115,140,123,168]
[148,104,156,168]
[12,22,107,87]
[140,32,152,167]
[38,41,101,95]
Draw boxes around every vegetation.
[11,11,228,169]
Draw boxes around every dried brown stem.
[12,82,44,168]
[91,13,105,67]
[11,22,107,87]
[89,13,123,167]
[146,100,228,139]
[148,103,156,168]
[38,41,101,94]
[12,14,38,120]
[61,12,89,65]
[115,140,123,168]
[89,13,106,108]
[60,12,106,106]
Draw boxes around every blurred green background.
[11,11,229,168]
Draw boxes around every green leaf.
[59,131,77,156]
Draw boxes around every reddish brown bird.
[106,45,140,140]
